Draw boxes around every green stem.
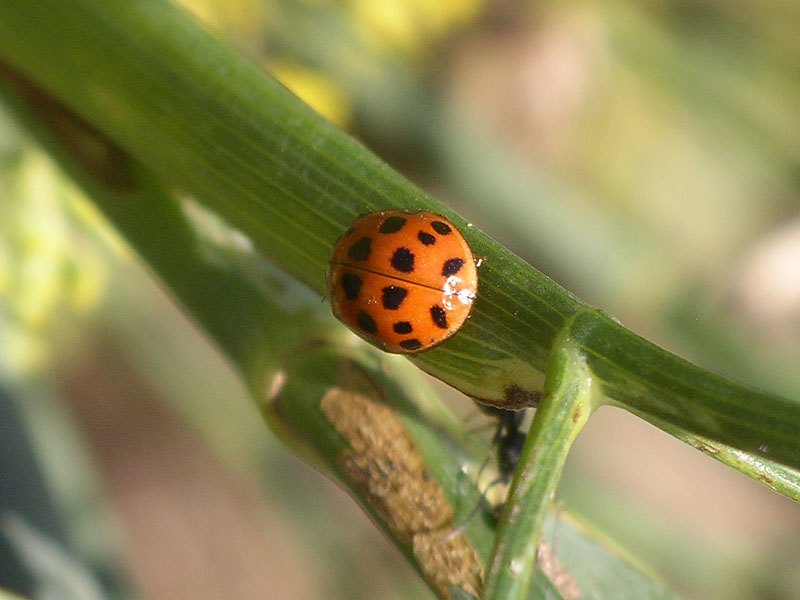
[637,410,800,500]
[0,0,798,475]
[483,337,596,599]
[0,61,327,386]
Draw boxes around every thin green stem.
[483,337,596,599]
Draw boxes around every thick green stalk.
[0,0,576,404]
[0,0,798,475]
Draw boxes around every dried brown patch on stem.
[0,60,136,189]
[537,542,581,600]
[503,384,541,409]
[321,370,483,598]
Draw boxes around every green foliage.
[1,1,798,598]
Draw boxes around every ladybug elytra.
[327,210,478,353]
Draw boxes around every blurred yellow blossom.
[1,324,50,374]
[350,0,483,56]
[269,62,352,127]
[0,149,115,376]
[175,0,267,51]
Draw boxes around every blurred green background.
[1,1,799,598]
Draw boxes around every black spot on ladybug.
[417,231,436,245]
[379,215,407,233]
[430,304,448,329]
[382,286,407,310]
[341,272,362,300]
[348,236,372,261]
[442,257,464,277]
[393,321,413,334]
[400,338,423,350]
[357,310,377,334]
[391,247,414,272]
[431,221,452,235]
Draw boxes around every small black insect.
[445,406,528,539]
[487,407,527,484]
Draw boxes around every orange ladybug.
[327,210,478,353]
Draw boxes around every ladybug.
[327,210,478,353]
